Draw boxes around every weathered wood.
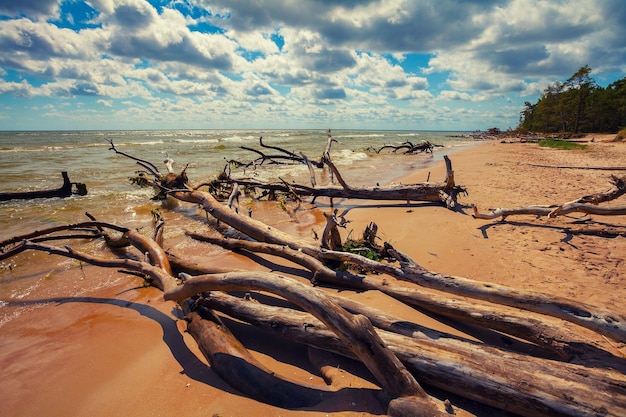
[124,229,173,276]
[185,232,623,356]
[222,177,463,206]
[368,141,436,154]
[229,132,336,169]
[163,271,444,413]
[172,189,320,252]
[171,176,623,354]
[473,175,626,219]
[183,301,328,408]
[6,239,343,410]
[0,220,173,284]
[7,240,175,291]
[473,203,626,219]
[212,135,463,208]
[201,292,626,417]
[524,163,626,170]
[0,172,87,201]
[394,264,626,343]
[6,206,624,415]
[101,138,626,415]
[107,138,162,177]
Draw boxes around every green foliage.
[519,66,626,134]
[537,139,587,150]
[342,241,380,262]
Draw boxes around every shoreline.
[1,134,625,417]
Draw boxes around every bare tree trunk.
[164,271,447,415]
[473,175,626,220]
[182,301,329,408]
[184,232,625,354]
[0,172,87,201]
[200,292,626,417]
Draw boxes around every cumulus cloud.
[0,0,624,130]
[0,0,60,19]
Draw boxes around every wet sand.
[1,134,625,417]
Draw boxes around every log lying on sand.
[199,291,626,417]
[0,171,87,201]
[5,229,626,417]
[185,232,626,362]
[174,180,626,347]
[193,128,464,210]
[165,272,447,415]
[473,175,626,219]
[214,154,464,210]
[3,235,448,416]
[67,139,622,416]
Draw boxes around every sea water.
[0,129,477,324]
[0,129,478,234]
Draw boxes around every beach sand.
[1,134,625,417]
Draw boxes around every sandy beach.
[1,134,625,417]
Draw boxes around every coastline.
[1,134,625,417]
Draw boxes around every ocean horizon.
[0,128,480,233]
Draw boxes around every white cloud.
[438,90,472,101]
[0,79,35,97]
[0,0,60,19]
[0,0,624,130]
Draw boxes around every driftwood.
[215,153,464,210]
[473,175,626,219]
[5,137,626,416]
[4,224,626,416]
[368,140,438,154]
[164,272,446,414]
[0,171,87,201]
[1,238,327,407]
[162,189,625,413]
[202,130,465,210]
[185,231,625,360]
[181,301,329,408]
[107,144,625,410]
[524,163,626,170]
[0,228,447,415]
[200,292,626,417]
[228,129,336,169]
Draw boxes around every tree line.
[518,65,626,134]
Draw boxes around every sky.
[0,0,624,131]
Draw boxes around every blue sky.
[0,0,624,131]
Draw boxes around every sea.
[0,129,479,325]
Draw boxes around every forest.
[518,65,626,134]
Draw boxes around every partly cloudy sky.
[0,0,624,131]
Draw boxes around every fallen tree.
[0,171,87,201]
[109,141,626,415]
[227,129,336,169]
[203,130,465,210]
[473,174,626,220]
[367,140,438,154]
[199,291,626,417]
[3,219,626,417]
[214,152,464,210]
[0,225,447,416]
[3,139,626,417]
